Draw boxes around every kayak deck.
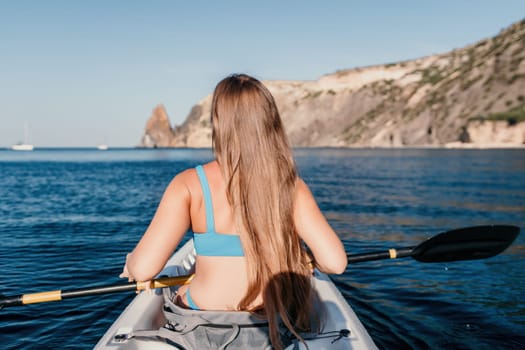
[95,241,377,349]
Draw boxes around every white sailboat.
[11,123,34,151]
[97,144,109,150]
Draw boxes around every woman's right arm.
[121,170,192,282]
[294,178,347,274]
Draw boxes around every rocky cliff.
[140,104,174,148]
[140,19,525,148]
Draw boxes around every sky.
[1,1,524,147]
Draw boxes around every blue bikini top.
[192,165,245,257]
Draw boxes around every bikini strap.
[195,165,215,232]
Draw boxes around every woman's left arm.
[294,178,347,274]
[121,171,192,282]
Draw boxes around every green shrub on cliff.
[475,106,525,126]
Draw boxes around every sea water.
[0,148,524,349]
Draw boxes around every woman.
[121,74,347,349]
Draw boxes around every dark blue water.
[1,148,524,349]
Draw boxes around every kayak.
[94,240,378,349]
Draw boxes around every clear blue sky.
[1,1,524,147]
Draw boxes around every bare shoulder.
[173,167,197,183]
[167,161,218,198]
[295,177,314,200]
[165,168,197,199]
[294,177,321,216]
[296,177,308,190]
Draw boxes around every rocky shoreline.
[139,19,525,149]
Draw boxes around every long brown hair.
[211,74,315,348]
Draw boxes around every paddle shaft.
[1,275,192,308]
[347,247,414,263]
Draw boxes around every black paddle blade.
[411,225,520,263]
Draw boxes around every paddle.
[0,225,520,308]
[346,225,520,263]
[0,275,193,309]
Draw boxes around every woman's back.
[179,161,260,310]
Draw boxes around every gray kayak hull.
[94,240,377,349]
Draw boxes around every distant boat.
[11,123,34,151]
[97,144,109,150]
[11,143,34,151]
